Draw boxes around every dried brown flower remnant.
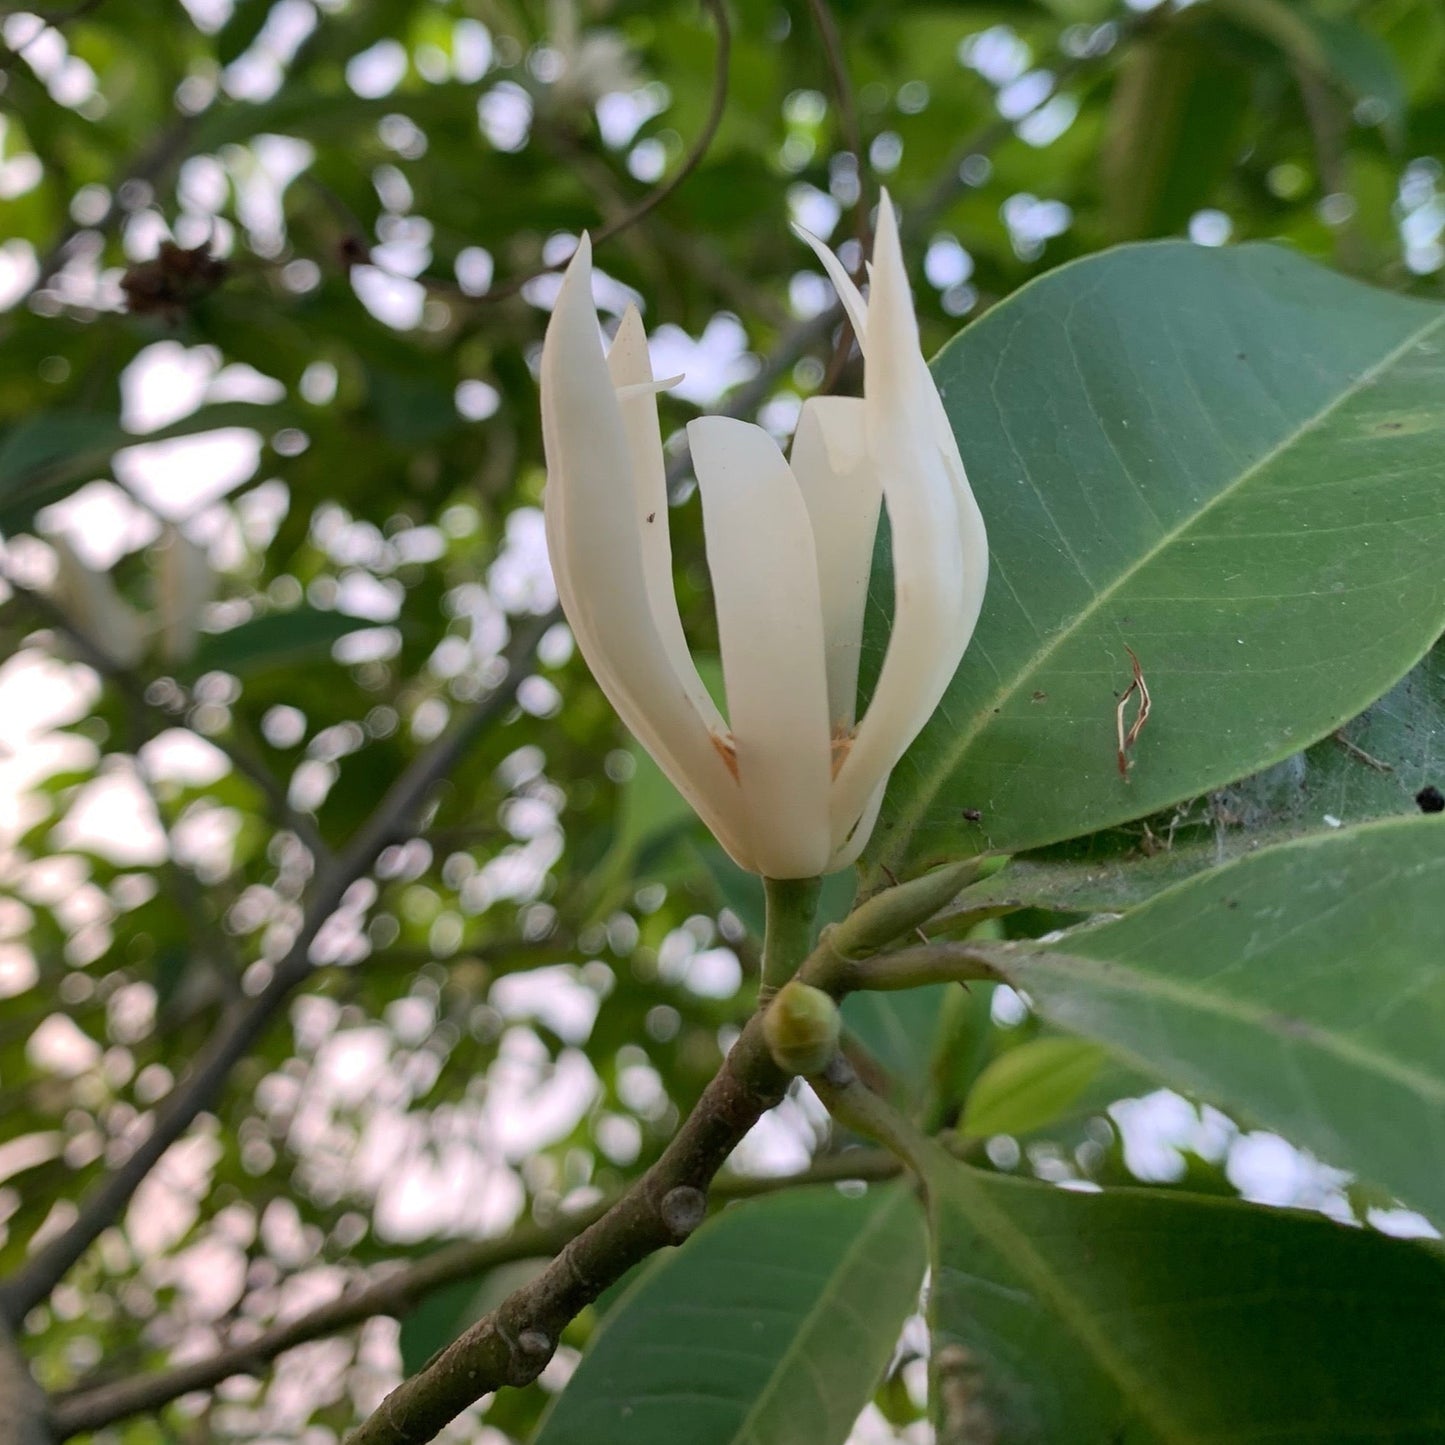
[120,241,228,320]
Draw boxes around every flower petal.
[791,223,869,355]
[832,192,984,843]
[826,776,888,872]
[688,416,833,879]
[606,305,728,737]
[542,239,754,869]
[788,396,881,731]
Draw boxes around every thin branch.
[474,0,731,306]
[340,864,978,1445]
[804,0,868,250]
[0,610,557,1327]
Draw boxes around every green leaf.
[532,1185,927,1445]
[972,815,1445,1223]
[872,243,1445,875]
[842,985,952,1101]
[187,607,373,676]
[926,1157,1445,1444]
[960,1038,1107,1139]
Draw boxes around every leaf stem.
[811,1056,945,1181]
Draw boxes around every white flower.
[540,193,987,878]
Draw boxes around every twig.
[475,0,731,306]
[47,1147,905,1438]
[340,863,979,1445]
[0,610,557,1327]
[1332,728,1393,774]
[804,0,870,389]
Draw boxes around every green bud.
[763,981,841,1076]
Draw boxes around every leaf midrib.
[730,1187,921,1445]
[889,305,1445,861]
[933,1163,1191,1445]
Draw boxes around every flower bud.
[763,981,841,1076]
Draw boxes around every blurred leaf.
[926,1158,1445,1443]
[187,607,373,676]
[533,1185,927,1445]
[1217,0,1407,141]
[0,402,292,529]
[971,815,1445,1223]
[873,243,1445,876]
[1102,27,1249,239]
[960,1037,1107,1139]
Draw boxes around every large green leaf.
[971,815,1445,1222]
[871,243,1445,875]
[531,1185,927,1445]
[927,1157,1445,1444]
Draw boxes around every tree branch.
[0,609,558,1327]
[340,862,976,1445]
[344,1017,789,1445]
[47,1147,905,1438]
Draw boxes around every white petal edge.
[791,223,869,355]
[541,239,755,869]
[826,775,888,872]
[689,415,834,879]
[788,396,881,731]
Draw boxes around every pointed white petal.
[832,192,983,839]
[788,396,880,731]
[542,242,754,869]
[689,416,833,878]
[605,306,727,737]
[791,223,869,355]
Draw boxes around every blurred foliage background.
[0,0,1443,1439]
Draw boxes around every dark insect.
[1416,785,1445,814]
[962,808,983,823]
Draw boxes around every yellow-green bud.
[763,981,841,1076]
